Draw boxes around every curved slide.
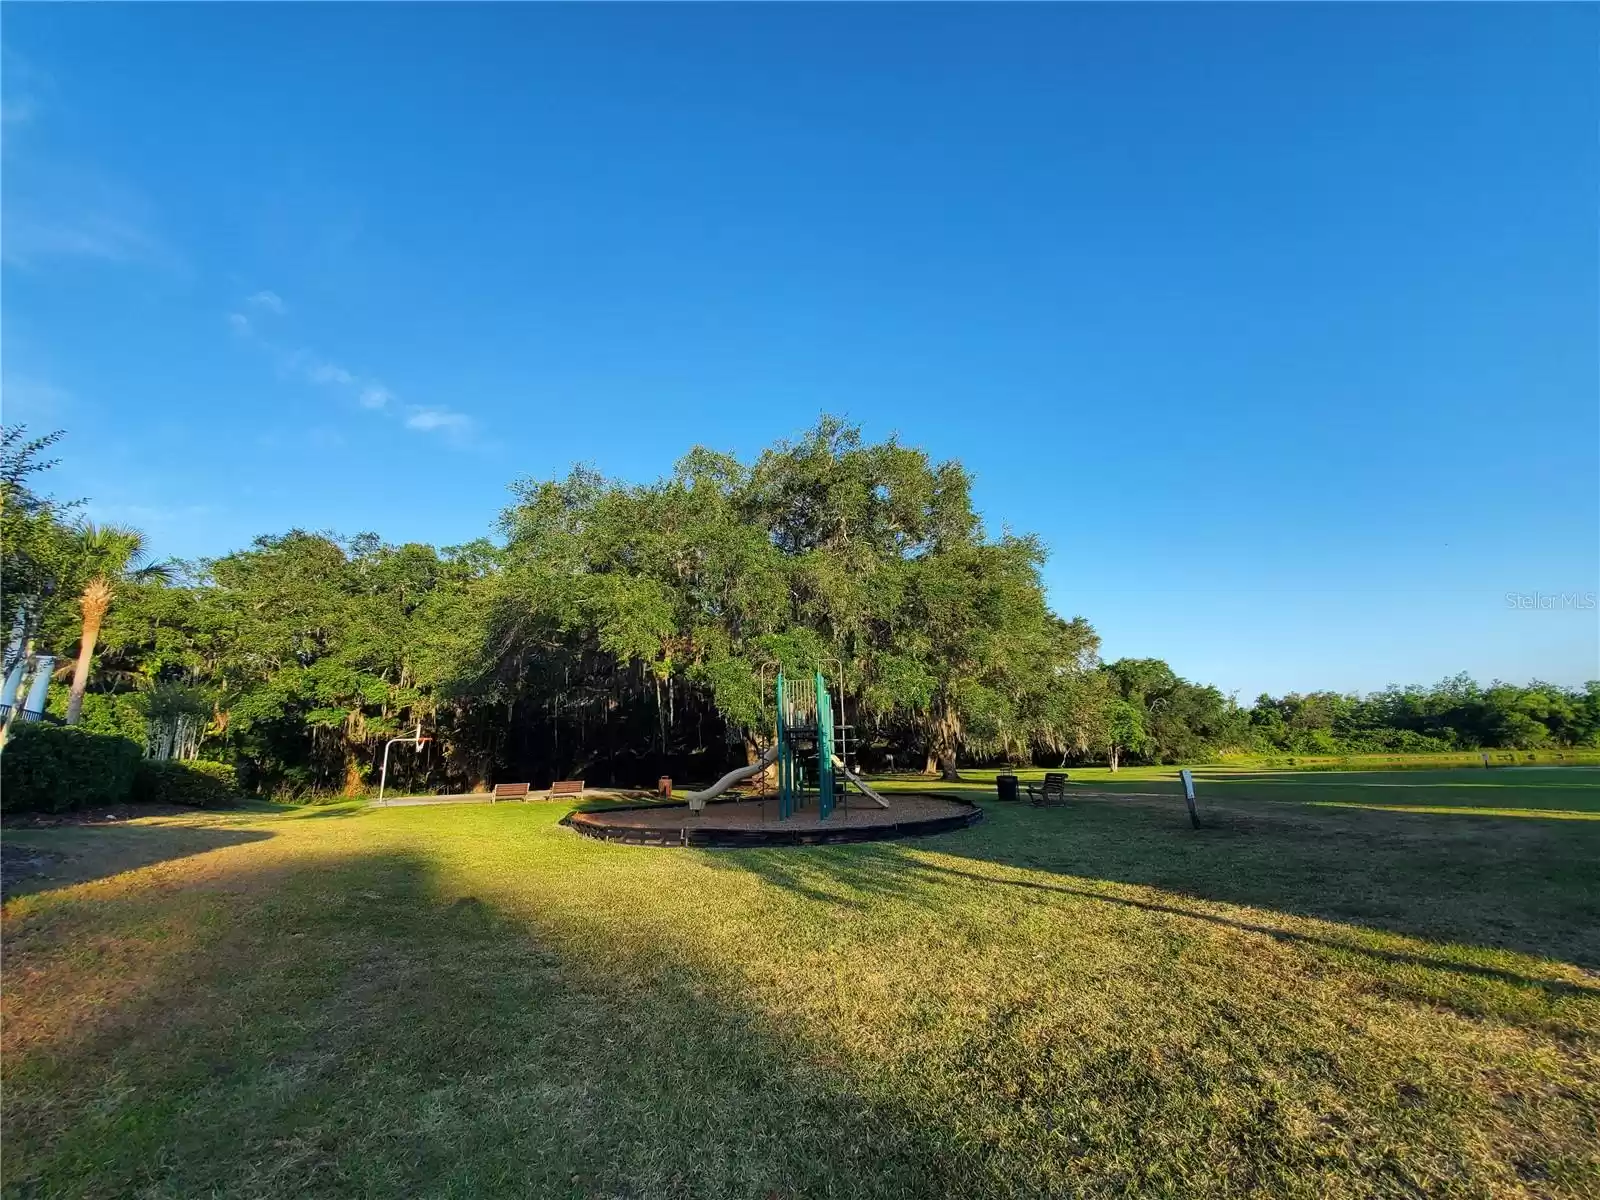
[831,756,892,808]
[685,742,781,810]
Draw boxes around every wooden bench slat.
[1025,772,1070,807]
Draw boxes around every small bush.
[1,724,143,813]
[132,760,240,809]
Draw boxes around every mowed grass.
[3,770,1599,1198]
[904,764,1600,823]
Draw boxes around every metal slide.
[685,742,782,810]
[830,755,892,808]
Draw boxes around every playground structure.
[684,670,890,817]
[563,667,972,847]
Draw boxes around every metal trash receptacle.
[996,774,1019,802]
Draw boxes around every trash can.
[657,775,673,798]
[996,774,1019,802]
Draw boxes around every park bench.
[492,782,530,802]
[1025,772,1070,806]
[548,779,585,799]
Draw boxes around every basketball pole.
[378,723,429,805]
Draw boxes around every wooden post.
[1179,769,1201,830]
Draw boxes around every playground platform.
[563,792,982,847]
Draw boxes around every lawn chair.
[1024,772,1070,806]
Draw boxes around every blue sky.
[2,5,1595,698]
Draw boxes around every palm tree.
[62,522,170,726]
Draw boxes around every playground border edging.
[561,793,984,848]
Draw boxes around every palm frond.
[130,561,175,586]
[67,520,156,579]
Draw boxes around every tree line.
[3,421,1595,797]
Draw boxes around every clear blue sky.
[3,5,1595,699]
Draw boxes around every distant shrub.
[1,724,143,813]
[1358,729,1455,754]
[132,760,240,809]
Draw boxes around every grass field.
[3,768,1598,1198]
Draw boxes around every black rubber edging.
[560,793,984,848]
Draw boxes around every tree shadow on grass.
[1036,792,1596,969]
[713,792,1600,973]
[282,804,373,820]
[0,824,275,900]
[7,821,1598,1198]
[936,859,1597,1002]
[1,845,965,1200]
[1182,770,1600,816]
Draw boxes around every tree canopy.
[3,420,1594,796]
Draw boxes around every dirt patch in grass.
[3,802,208,828]
[0,840,63,898]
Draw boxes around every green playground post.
[771,668,840,822]
[816,670,835,819]
[777,672,793,820]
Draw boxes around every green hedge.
[1,724,144,813]
[45,690,149,743]
[132,760,240,809]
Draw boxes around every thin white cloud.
[307,361,355,387]
[405,406,476,447]
[224,291,477,445]
[0,51,180,273]
[1,212,170,268]
[405,407,473,434]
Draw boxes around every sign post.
[1179,768,1201,830]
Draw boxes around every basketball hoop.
[378,729,433,803]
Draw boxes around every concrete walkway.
[369,788,648,809]
[370,793,493,808]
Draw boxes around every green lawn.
[889,764,1600,820]
[4,768,1598,1198]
